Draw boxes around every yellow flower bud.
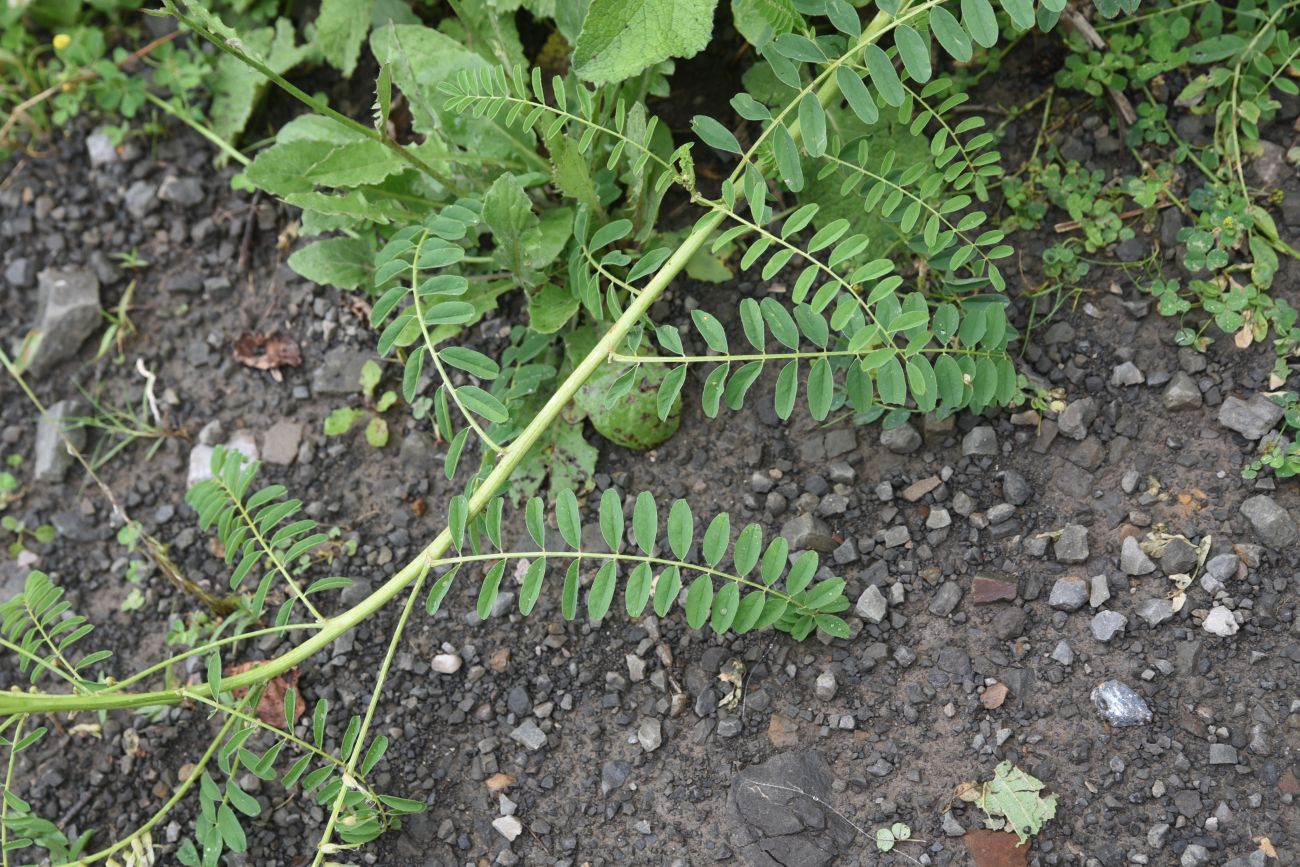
[52,33,71,50]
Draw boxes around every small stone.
[1058,397,1097,440]
[990,606,1026,640]
[941,812,966,837]
[33,399,86,483]
[1091,610,1128,642]
[431,653,463,674]
[1049,576,1089,611]
[1054,523,1089,563]
[1202,606,1239,637]
[1205,553,1239,582]
[123,180,157,220]
[880,423,922,454]
[1162,371,1202,410]
[1090,680,1152,726]
[26,268,101,376]
[1208,743,1238,765]
[1239,495,1298,549]
[509,720,547,751]
[1159,537,1199,574]
[1136,598,1174,627]
[601,761,630,795]
[986,503,1015,525]
[971,572,1017,604]
[626,654,646,682]
[492,815,523,841]
[814,671,837,702]
[1110,361,1145,387]
[1050,640,1074,666]
[311,347,372,396]
[779,513,838,553]
[1000,470,1032,506]
[158,175,205,207]
[262,421,303,466]
[717,717,742,738]
[1121,536,1157,575]
[855,585,887,623]
[1219,394,1284,440]
[1181,844,1210,867]
[899,476,941,501]
[85,127,119,165]
[926,507,952,530]
[928,581,962,616]
[1089,574,1110,608]
[637,717,663,752]
[962,426,997,456]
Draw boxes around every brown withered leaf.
[233,331,302,381]
[964,829,1029,867]
[225,662,306,727]
[981,682,1009,710]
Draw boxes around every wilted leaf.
[225,663,306,727]
[233,332,302,381]
[966,761,1057,846]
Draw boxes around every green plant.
[323,359,399,448]
[1,0,1141,862]
[1243,391,1300,479]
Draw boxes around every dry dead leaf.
[964,829,1029,867]
[486,773,516,794]
[982,683,1009,710]
[1257,837,1277,859]
[233,331,302,382]
[225,662,306,727]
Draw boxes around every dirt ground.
[1,25,1298,867]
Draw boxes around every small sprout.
[875,821,912,852]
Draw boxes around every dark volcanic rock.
[727,752,854,867]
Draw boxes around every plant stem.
[142,91,249,166]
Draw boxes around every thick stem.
[0,209,726,717]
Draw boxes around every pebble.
[961,426,998,456]
[1202,606,1239,637]
[26,268,101,376]
[779,513,838,552]
[928,581,962,616]
[1208,743,1238,765]
[1089,574,1110,608]
[1218,394,1284,439]
[492,815,523,841]
[1000,470,1032,505]
[431,653,463,674]
[1205,553,1239,582]
[1136,598,1174,627]
[1239,495,1297,549]
[262,421,303,466]
[814,671,837,701]
[1110,361,1145,387]
[1091,610,1128,642]
[509,720,547,751]
[601,761,630,795]
[1121,536,1157,575]
[855,585,887,623]
[1049,576,1089,611]
[1054,524,1089,563]
[880,423,922,454]
[1090,680,1152,726]
[1162,371,1202,410]
[1058,397,1097,440]
[637,717,663,752]
[33,399,86,483]
[971,572,1018,604]
[1051,640,1074,666]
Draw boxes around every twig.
[1053,199,1174,233]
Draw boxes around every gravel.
[1091,610,1128,642]
[854,585,887,623]
[1054,524,1089,563]
[961,426,997,456]
[1202,606,1239,637]
[26,268,101,376]
[1162,371,1202,410]
[1218,394,1284,439]
[880,423,922,454]
[1239,495,1297,548]
[1090,680,1152,726]
[1120,536,1157,575]
[1048,576,1089,611]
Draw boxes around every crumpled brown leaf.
[233,332,302,382]
[225,662,306,727]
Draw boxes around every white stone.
[492,815,522,841]
[431,653,463,674]
[1202,606,1239,637]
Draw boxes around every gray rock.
[33,399,86,483]
[1205,553,1239,582]
[1050,640,1074,666]
[717,717,742,738]
[509,720,547,751]
[601,760,630,795]
[1000,470,1032,506]
[1202,605,1239,637]
[262,421,303,466]
[1090,680,1152,726]
[1159,537,1199,574]
[637,717,663,752]
[311,347,372,396]
[813,671,837,702]
[928,581,962,616]
[1049,576,1089,611]
[1089,574,1111,608]
[941,812,966,837]
[430,653,462,674]
[1162,371,1202,410]
[961,426,997,456]
[1240,495,1298,549]
[1219,394,1283,439]
[4,257,33,288]
[1250,139,1287,186]
[85,127,119,165]
[1054,523,1089,563]
[1121,536,1156,575]
[123,180,157,220]
[1208,743,1238,765]
[727,752,853,867]
[158,175,205,207]
[1181,844,1210,867]
[780,514,837,553]
[880,423,921,455]
[854,585,887,624]
[1058,397,1097,440]
[1110,361,1145,387]
[25,268,101,376]
[1091,610,1128,642]
[492,815,522,841]
[1136,597,1174,627]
